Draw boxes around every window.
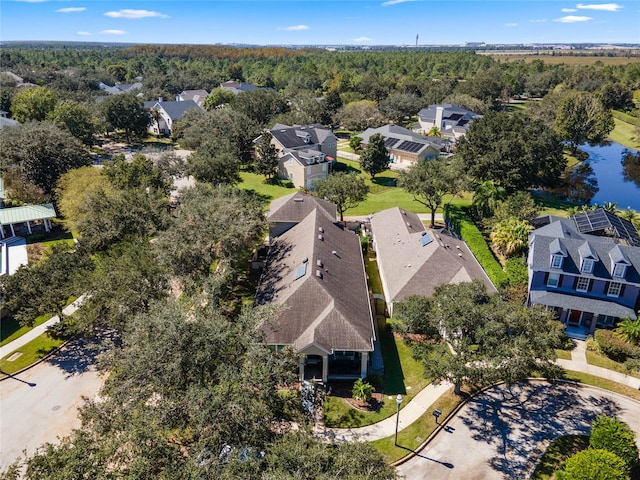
[576,276,590,292]
[289,157,293,166]
[306,167,311,175]
[551,255,563,269]
[322,163,327,172]
[613,263,626,278]
[607,281,622,297]
[547,272,560,288]
[596,314,616,327]
[581,258,594,273]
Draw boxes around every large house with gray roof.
[267,124,338,190]
[358,125,448,168]
[255,193,376,383]
[144,99,202,136]
[417,104,481,140]
[371,207,496,316]
[527,209,640,338]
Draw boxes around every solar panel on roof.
[294,263,307,280]
[397,140,424,153]
[383,137,398,148]
[420,233,434,246]
[572,209,640,246]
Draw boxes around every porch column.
[298,357,305,381]
[45,219,51,232]
[589,314,598,334]
[26,221,32,234]
[322,355,328,383]
[0,225,4,239]
[360,352,368,378]
[10,224,15,237]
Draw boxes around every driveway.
[0,337,105,471]
[397,381,640,480]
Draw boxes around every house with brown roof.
[255,194,376,383]
[266,192,337,238]
[267,124,338,190]
[370,207,496,315]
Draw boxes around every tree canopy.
[399,158,461,228]
[313,172,369,222]
[394,281,566,393]
[455,111,566,193]
[359,133,390,180]
[99,93,149,141]
[10,86,57,123]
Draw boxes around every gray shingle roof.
[529,291,637,319]
[267,193,336,224]
[371,207,497,307]
[529,216,640,284]
[153,100,202,121]
[256,209,375,352]
[358,125,443,155]
[269,124,336,150]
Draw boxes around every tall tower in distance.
[416,34,419,47]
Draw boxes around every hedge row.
[612,109,639,125]
[446,206,508,287]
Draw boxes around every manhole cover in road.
[7,352,22,362]
[52,405,61,411]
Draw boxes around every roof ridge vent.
[315,270,323,279]
[293,196,304,202]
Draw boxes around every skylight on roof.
[420,233,434,246]
[294,263,307,281]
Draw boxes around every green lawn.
[0,312,55,347]
[555,349,572,360]
[238,171,297,204]
[562,370,640,401]
[608,118,640,151]
[0,332,66,376]
[530,435,590,480]
[586,350,640,379]
[25,227,74,246]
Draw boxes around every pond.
[548,142,640,211]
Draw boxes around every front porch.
[300,351,369,383]
[555,307,618,339]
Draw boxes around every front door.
[568,310,582,326]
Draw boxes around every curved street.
[396,381,640,480]
[0,337,104,471]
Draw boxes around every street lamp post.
[394,394,403,446]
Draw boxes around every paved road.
[397,381,640,480]
[0,337,104,471]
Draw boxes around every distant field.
[485,53,640,66]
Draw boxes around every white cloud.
[576,3,623,11]
[529,19,548,23]
[561,8,577,12]
[381,0,415,6]
[57,7,86,13]
[554,15,593,22]
[76,31,91,36]
[104,9,168,19]
[15,0,48,3]
[353,36,373,42]
[505,22,519,27]
[281,24,310,31]
[100,29,127,35]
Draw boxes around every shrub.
[557,449,629,480]
[585,337,601,354]
[624,358,640,375]
[594,329,640,362]
[352,378,375,403]
[589,415,639,473]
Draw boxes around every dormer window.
[551,255,564,269]
[581,258,594,273]
[613,263,626,278]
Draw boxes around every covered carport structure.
[0,204,56,238]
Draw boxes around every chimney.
[158,97,163,103]
[435,106,444,131]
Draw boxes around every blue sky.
[1,1,639,45]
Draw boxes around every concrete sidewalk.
[0,294,86,360]
[318,339,640,443]
[314,381,452,443]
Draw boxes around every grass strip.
[0,333,66,376]
[585,350,640,379]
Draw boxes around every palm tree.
[472,181,506,220]
[151,107,162,136]
[615,318,640,346]
[352,378,375,403]
[490,217,533,257]
[603,201,618,213]
[427,126,442,137]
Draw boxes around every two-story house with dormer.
[527,209,640,339]
[266,124,338,190]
